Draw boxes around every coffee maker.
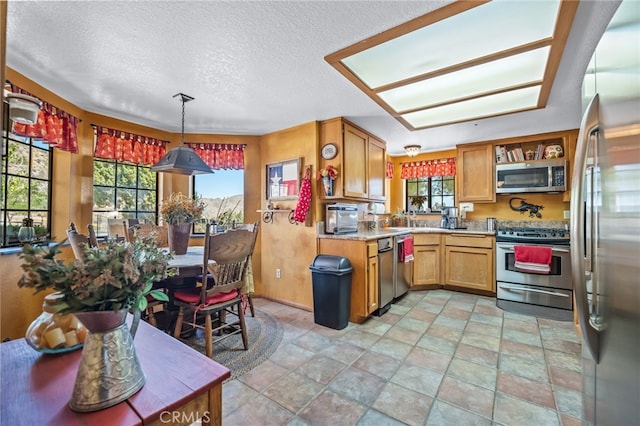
[440,207,459,229]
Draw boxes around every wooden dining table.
[0,314,230,425]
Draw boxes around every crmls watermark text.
[160,410,211,424]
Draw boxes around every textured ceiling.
[5,1,620,156]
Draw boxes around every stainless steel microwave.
[325,203,358,234]
[496,159,567,194]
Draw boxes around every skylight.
[325,0,578,131]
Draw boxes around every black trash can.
[309,255,353,330]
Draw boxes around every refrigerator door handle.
[571,94,601,363]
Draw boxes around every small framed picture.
[266,158,300,200]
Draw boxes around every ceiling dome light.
[6,92,42,125]
[404,144,421,157]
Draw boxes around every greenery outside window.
[406,176,455,213]
[1,127,53,247]
[92,159,157,236]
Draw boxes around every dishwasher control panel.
[377,237,393,252]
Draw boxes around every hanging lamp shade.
[151,93,213,175]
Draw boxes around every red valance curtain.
[400,158,456,179]
[9,84,80,154]
[92,125,168,166]
[185,143,246,170]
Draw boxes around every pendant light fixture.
[151,93,213,175]
[4,91,42,125]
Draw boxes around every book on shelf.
[495,145,508,163]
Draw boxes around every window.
[1,115,53,247]
[92,159,157,236]
[193,169,244,234]
[406,176,455,213]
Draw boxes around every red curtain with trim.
[401,158,456,179]
[93,126,167,166]
[9,86,80,154]
[386,161,394,179]
[186,143,245,170]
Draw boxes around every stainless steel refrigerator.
[571,1,640,424]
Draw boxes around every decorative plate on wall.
[321,143,337,160]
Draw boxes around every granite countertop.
[317,227,495,241]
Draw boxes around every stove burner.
[496,227,570,245]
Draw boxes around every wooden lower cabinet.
[412,234,441,286]
[443,234,495,293]
[318,238,378,323]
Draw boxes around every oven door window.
[505,251,563,275]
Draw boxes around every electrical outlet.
[460,202,474,212]
[564,210,571,219]
[276,268,281,279]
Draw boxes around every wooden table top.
[0,314,230,425]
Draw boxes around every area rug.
[181,309,283,381]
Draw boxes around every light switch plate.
[564,210,571,219]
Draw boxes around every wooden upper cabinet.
[343,124,369,198]
[319,118,387,201]
[368,135,386,201]
[457,143,495,203]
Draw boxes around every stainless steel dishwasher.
[376,237,394,316]
[394,234,412,299]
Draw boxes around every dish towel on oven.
[514,245,552,274]
[400,236,414,263]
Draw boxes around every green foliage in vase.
[18,236,173,313]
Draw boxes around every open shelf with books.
[494,137,565,164]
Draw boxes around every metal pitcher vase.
[69,310,144,412]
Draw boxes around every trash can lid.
[309,255,353,274]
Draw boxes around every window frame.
[1,114,54,248]
[92,158,158,236]
[405,175,455,214]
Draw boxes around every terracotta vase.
[322,176,334,197]
[168,222,192,255]
[69,310,144,412]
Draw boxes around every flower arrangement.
[317,165,338,180]
[18,236,173,313]
[160,192,206,225]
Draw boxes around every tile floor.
[221,289,583,426]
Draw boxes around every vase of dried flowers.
[18,236,173,412]
[160,192,205,255]
[317,165,338,197]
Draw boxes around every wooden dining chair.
[87,224,99,248]
[172,223,258,358]
[127,223,169,247]
[229,221,260,317]
[107,218,128,241]
[66,222,91,259]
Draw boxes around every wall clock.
[321,143,337,160]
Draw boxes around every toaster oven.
[325,203,358,234]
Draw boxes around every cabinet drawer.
[367,242,378,258]
[412,234,441,245]
[445,234,493,249]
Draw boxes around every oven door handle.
[497,244,570,254]
[499,283,570,298]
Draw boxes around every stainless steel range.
[495,227,573,321]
